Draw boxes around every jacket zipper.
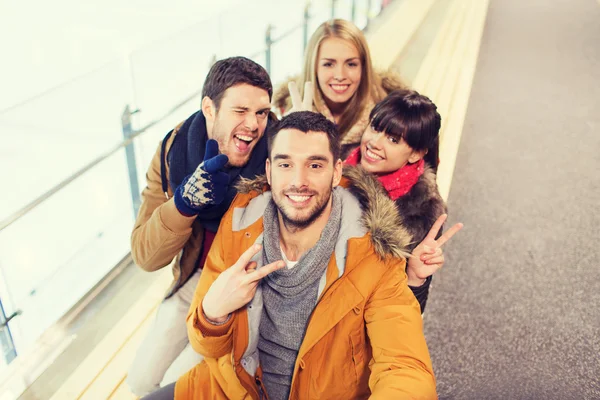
[255,376,266,400]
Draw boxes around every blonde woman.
[273,18,405,158]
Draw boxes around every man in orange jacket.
[144,111,437,400]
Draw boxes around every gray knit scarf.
[258,189,342,400]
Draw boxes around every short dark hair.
[369,89,442,169]
[267,111,340,161]
[202,56,273,110]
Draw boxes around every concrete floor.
[423,0,600,399]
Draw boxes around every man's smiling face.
[266,128,342,229]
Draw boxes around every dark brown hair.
[267,111,341,161]
[369,89,441,170]
[202,56,272,110]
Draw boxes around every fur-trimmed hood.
[235,169,412,260]
[344,163,447,252]
[392,164,448,251]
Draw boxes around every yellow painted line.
[436,0,490,201]
[412,0,489,201]
[413,0,463,94]
[422,0,469,103]
[107,376,139,400]
[80,316,152,400]
[433,1,478,141]
[50,268,171,400]
[366,0,437,70]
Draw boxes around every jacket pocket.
[349,328,367,384]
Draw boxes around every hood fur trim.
[235,175,269,194]
[394,164,447,252]
[343,165,412,259]
[378,69,407,95]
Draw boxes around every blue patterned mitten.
[174,139,229,216]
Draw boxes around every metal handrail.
[0,88,202,233]
[273,22,306,44]
[249,21,305,60]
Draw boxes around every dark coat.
[343,165,447,312]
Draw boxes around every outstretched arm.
[366,260,437,399]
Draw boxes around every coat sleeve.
[408,276,432,314]
[130,130,195,271]
[186,211,235,358]
[365,258,437,399]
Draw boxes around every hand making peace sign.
[286,81,314,115]
[202,244,285,323]
[406,214,464,287]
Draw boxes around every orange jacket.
[176,172,437,399]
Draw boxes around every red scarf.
[344,147,424,200]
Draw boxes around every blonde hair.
[301,19,382,138]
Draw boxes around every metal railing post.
[265,25,273,75]
[121,105,141,218]
[351,0,356,24]
[0,299,18,364]
[303,2,311,53]
[331,0,337,18]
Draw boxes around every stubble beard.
[273,185,333,232]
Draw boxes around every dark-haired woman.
[344,89,463,312]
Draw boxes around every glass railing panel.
[0,61,133,223]
[0,148,133,355]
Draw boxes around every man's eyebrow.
[232,106,271,112]
[273,154,290,161]
[307,155,330,162]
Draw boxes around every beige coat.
[130,121,206,296]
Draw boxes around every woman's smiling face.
[359,125,425,175]
[316,37,362,110]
